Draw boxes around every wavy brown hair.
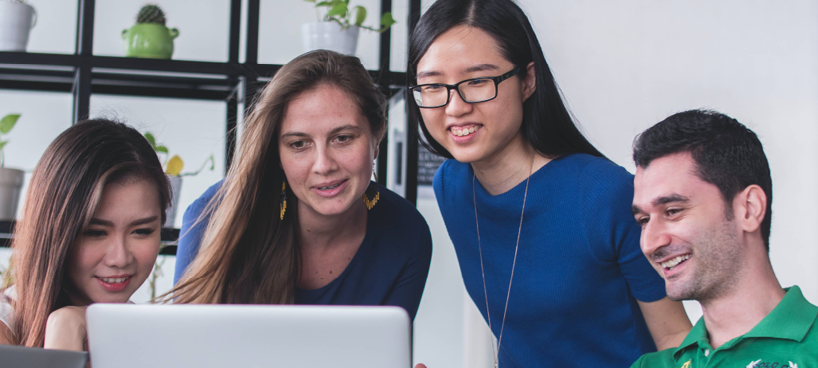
[7,119,170,347]
[164,50,386,304]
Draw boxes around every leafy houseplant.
[306,0,395,33]
[0,114,25,220]
[144,132,214,228]
[302,0,396,56]
[122,4,179,59]
[0,0,37,52]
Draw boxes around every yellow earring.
[280,181,287,220]
[362,169,379,210]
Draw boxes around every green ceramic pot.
[122,24,179,59]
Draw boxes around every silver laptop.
[0,344,88,368]
[86,304,411,368]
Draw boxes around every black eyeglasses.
[409,66,522,108]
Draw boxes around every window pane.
[89,95,227,229]
[25,0,79,54]
[0,89,73,218]
[258,0,381,69]
[93,0,230,62]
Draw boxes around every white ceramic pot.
[164,175,182,228]
[301,22,359,56]
[0,167,24,220]
[0,1,36,52]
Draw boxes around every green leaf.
[380,12,396,30]
[353,6,366,26]
[304,0,316,3]
[155,145,169,154]
[165,155,184,176]
[144,132,156,148]
[0,114,20,134]
[315,1,332,6]
[326,2,348,18]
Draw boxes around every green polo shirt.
[630,286,818,368]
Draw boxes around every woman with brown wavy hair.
[0,119,170,350]
[168,50,432,319]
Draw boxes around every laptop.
[86,304,411,368]
[0,344,88,368]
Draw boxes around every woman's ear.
[373,123,386,160]
[522,61,536,100]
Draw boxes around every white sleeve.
[0,288,16,331]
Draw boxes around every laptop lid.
[86,304,411,368]
[0,344,88,368]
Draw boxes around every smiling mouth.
[660,254,691,270]
[98,276,130,284]
[317,181,345,191]
[450,125,481,137]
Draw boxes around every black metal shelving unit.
[0,0,424,253]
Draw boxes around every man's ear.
[734,184,767,234]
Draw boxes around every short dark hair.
[407,0,603,159]
[633,109,773,249]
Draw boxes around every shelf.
[0,53,407,100]
[0,221,179,256]
[0,0,422,204]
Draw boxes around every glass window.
[89,95,228,229]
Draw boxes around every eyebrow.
[89,216,159,227]
[280,125,361,140]
[631,194,690,216]
[416,64,501,80]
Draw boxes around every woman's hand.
[44,305,88,351]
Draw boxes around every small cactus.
[136,4,166,26]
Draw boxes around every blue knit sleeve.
[432,159,450,203]
[579,159,666,302]
[173,180,222,284]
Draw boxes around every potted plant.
[122,4,179,59]
[302,0,396,56]
[0,114,24,220]
[0,0,36,52]
[144,132,214,228]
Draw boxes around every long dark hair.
[10,119,170,347]
[407,0,603,159]
[165,50,386,305]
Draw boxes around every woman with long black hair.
[408,0,691,366]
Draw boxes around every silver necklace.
[473,158,533,368]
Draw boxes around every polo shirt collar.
[673,316,708,359]
[672,286,818,359]
[743,286,817,341]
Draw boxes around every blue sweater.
[434,154,666,367]
[174,181,432,320]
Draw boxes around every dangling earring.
[362,166,379,210]
[280,181,287,220]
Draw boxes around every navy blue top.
[174,181,432,320]
[434,154,666,367]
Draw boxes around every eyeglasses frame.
[409,66,523,109]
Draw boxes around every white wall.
[521,0,818,321]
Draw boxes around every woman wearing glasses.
[409,0,691,367]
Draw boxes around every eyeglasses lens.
[413,78,497,108]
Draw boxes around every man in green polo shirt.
[629,110,818,368]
